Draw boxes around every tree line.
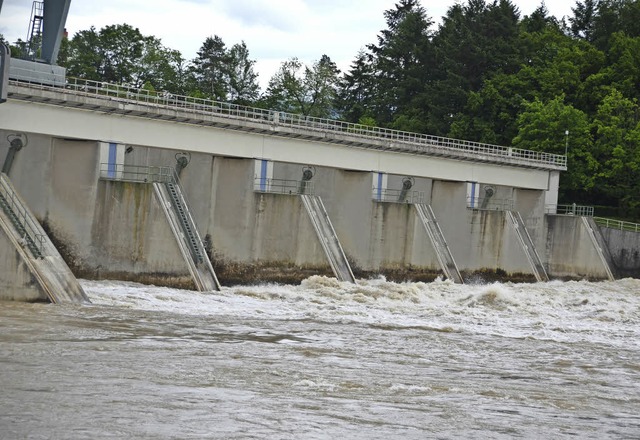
[3,0,640,220]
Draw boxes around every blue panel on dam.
[259,159,268,192]
[107,143,117,179]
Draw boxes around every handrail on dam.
[8,70,567,170]
[253,178,315,195]
[373,188,425,204]
[545,204,594,216]
[467,196,515,211]
[594,217,640,232]
[98,163,196,220]
[97,163,220,290]
[99,163,175,184]
[545,204,640,233]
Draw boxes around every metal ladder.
[414,204,464,284]
[0,188,43,259]
[26,1,44,60]
[165,182,204,265]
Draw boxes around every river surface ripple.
[1,276,639,439]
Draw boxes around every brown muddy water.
[1,276,639,439]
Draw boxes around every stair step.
[164,182,204,264]
[0,193,43,258]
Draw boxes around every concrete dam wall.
[0,130,621,299]
[599,225,640,278]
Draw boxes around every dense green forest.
[3,0,640,220]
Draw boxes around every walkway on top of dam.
[5,75,566,172]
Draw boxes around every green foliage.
[336,50,376,123]
[426,0,523,136]
[135,37,186,94]
[367,0,433,129]
[358,115,377,127]
[569,0,598,40]
[0,34,21,58]
[513,96,596,200]
[263,55,340,118]
[191,35,229,101]
[227,42,260,105]
[64,24,185,93]
[590,89,640,217]
[99,24,144,83]
[65,26,103,81]
[190,36,260,103]
[600,33,640,102]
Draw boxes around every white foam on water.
[81,276,640,348]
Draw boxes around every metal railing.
[99,163,175,184]
[254,178,315,195]
[8,73,567,170]
[98,163,211,252]
[467,197,514,211]
[98,163,196,214]
[0,174,47,257]
[594,217,640,232]
[372,188,425,204]
[546,204,594,216]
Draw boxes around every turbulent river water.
[1,276,639,439]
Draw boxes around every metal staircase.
[0,172,88,303]
[414,204,464,284]
[165,182,204,265]
[153,181,221,292]
[300,194,356,283]
[0,178,44,259]
[507,211,549,282]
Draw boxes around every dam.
[1,4,640,302]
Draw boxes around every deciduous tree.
[513,96,596,201]
[263,55,340,118]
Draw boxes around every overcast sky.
[1,0,577,88]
